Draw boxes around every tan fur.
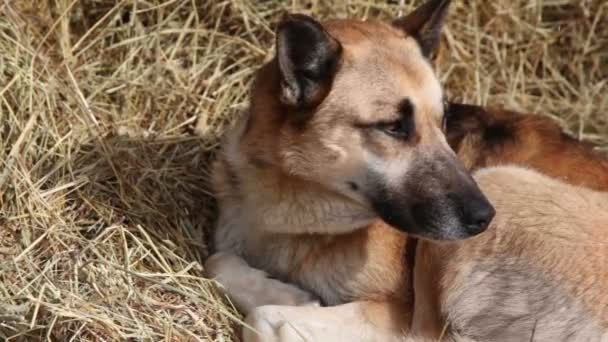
[205,4,608,341]
[413,167,608,341]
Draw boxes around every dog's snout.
[461,194,495,235]
[368,151,496,240]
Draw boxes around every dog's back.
[447,103,608,191]
[416,166,608,341]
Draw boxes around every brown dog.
[204,0,608,340]
[447,103,608,190]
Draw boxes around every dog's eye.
[376,119,408,139]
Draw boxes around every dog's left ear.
[393,0,452,59]
[276,14,342,110]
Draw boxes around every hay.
[0,0,605,340]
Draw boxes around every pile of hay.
[1,0,606,340]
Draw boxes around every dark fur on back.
[446,103,608,191]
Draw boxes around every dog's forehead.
[324,19,404,43]
[324,19,418,60]
[323,20,443,121]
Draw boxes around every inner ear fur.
[276,14,342,112]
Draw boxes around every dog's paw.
[269,281,320,308]
[204,251,246,278]
[242,305,312,342]
[205,252,320,313]
[242,303,404,342]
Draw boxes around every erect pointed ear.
[276,14,342,110]
[393,0,452,59]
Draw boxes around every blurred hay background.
[0,0,606,340]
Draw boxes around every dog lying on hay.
[205,0,608,340]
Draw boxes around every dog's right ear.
[276,14,342,111]
[393,0,451,59]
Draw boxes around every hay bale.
[0,0,605,340]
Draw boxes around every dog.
[228,102,608,340]
[237,166,608,342]
[204,0,608,340]
[446,103,608,191]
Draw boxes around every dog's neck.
[245,171,376,235]
[221,115,376,236]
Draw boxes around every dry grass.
[0,0,606,340]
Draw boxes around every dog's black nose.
[462,197,495,235]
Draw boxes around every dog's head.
[242,0,494,240]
